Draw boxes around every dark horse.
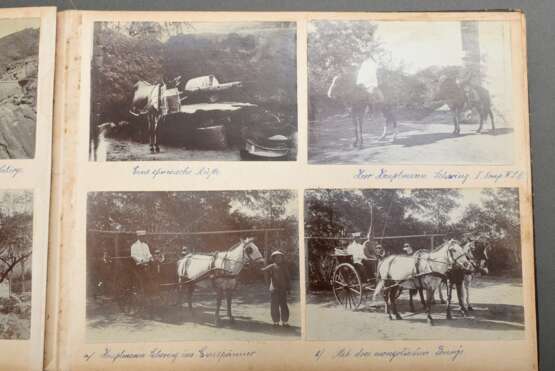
[327,66,397,148]
[436,75,495,136]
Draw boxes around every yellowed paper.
[51,10,536,371]
[0,6,56,371]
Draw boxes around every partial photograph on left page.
[0,7,56,371]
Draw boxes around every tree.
[308,21,381,97]
[408,189,462,232]
[457,188,521,273]
[0,191,33,285]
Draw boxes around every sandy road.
[87,281,301,342]
[307,276,524,341]
[309,113,515,165]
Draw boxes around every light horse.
[130,76,182,153]
[372,239,472,325]
[408,240,489,317]
[327,66,397,149]
[176,237,264,326]
[435,76,495,136]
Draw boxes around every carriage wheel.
[332,263,363,310]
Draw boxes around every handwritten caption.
[132,165,220,180]
[0,164,22,178]
[84,347,256,363]
[313,345,464,363]
[354,168,525,184]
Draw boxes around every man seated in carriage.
[130,230,153,290]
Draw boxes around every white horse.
[176,237,264,326]
[372,239,472,325]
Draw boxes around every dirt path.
[87,281,301,342]
[307,276,524,341]
[309,113,514,164]
[94,136,242,162]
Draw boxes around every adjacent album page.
[51,11,536,371]
[0,6,56,371]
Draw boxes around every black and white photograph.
[308,20,515,164]
[305,187,524,340]
[89,21,297,161]
[0,18,40,159]
[0,190,33,340]
[86,190,300,342]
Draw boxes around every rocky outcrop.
[0,28,38,160]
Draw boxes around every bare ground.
[87,281,301,342]
[308,113,514,165]
[307,276,524,341]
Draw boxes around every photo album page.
[0,6,57,371]
[0,8,537,371]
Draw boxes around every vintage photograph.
[86,190,300,342]
[0,190,33,340]
[0,18,40,159]
[305,187,524,340]
[308,20,515,164]
[89,21,297,161]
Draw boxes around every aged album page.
[0,6,56,371]
[50,10,536,371]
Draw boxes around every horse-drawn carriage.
[310,233,447,311]
[89,228,284,325]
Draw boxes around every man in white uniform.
[131,230,152,265]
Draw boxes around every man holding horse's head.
[131,230,153,265]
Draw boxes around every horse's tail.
[372,278,385,303]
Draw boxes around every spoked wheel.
[332,263,363,310]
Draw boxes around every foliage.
[308,21,380,96]
[456,188,521,274]
[0,191,33,285]
[91,22,297,126]
[305,188,522,287]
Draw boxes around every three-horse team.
[342,236,490,325]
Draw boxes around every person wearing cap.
[402,242,414,255]
[131,230,153,265]
[261,250,291,327]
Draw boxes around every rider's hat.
[136,230,146,236]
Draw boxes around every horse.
[130,80,165,153]
[406,240,489,316]
[129,76,182,153]
[176,237,264,326]
[327,67,397,148]
[372,239,472,325]
[442,240,489,319]
[435,76,495,135]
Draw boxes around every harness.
[379,242,467,290]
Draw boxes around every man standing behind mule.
[261,250,291,328]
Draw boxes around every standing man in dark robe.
[261,250,291,327]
